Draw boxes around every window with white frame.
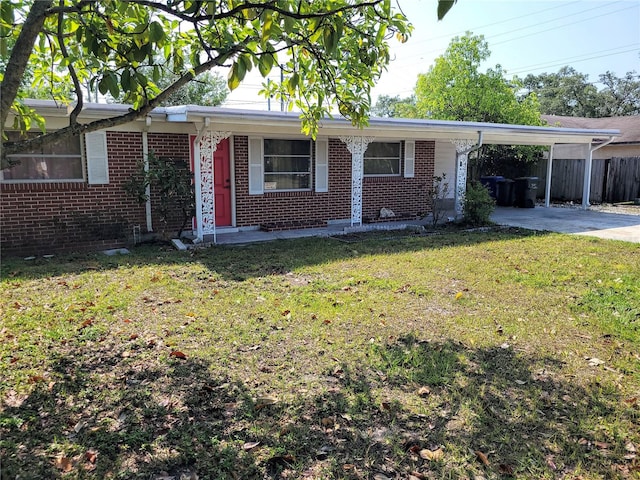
[2,132,84,182]
[263,138,311,191]
[364,141,401,176]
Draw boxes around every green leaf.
[121,69,132,91]
[437,0,456,20]
[323,26,337,54]
[258,53,273,77]
[228,62,242,90]
[149,21,165,43]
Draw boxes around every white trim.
[404,140,415,178]
[85,130,109,185]
[248,136,264,195]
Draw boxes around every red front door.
[213,138,232,226]
[190,136,232,227]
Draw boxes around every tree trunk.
[0,1,53,132]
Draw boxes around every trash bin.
[514,177,538,208]
[496,178,515,206]
[480,176,504,199]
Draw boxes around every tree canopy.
[1,0,457,164]
[521,67,640,117]
[412,33,541,126]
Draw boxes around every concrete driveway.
[491,206,640,243]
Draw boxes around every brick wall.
[234,137,434,227]
[362,140,434,221]
[0,131,190,256]
[1,133,434,256]
[234,137,352,227]
[147,133,191,235]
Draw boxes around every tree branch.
[57,1,83,125]
[2,51,240,156]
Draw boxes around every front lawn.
[1,228,639,479]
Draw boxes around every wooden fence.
[535,156,640,203]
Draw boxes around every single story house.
[537,115,640,203]
[0,100,619,256]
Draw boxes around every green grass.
[1,228,639,479]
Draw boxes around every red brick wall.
[233,137,434,227]
[234,137,352,227]
[1,133,434,255]
[147,133,191,235]
[362,140,434,221]
[0,131,190,256]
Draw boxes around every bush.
[463,181,495,226]
[427,172,451,227]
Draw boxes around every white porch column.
[195,129,231,243]
[340,136,374,226]
[451,139,477,216]
[545,144,554,208]
[582,142,593,210]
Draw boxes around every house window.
[364,141,401,176]
[263,139,311,191]
[2,132,83,182]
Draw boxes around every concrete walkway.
[491,206,640,243]
[208,205,640,246]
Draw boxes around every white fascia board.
[20,100,620,146]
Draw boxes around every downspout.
[582,136,615,210]
[142,116,153,233]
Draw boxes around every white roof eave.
[21,100,620,146]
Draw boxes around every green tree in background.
[521,66,602,117]
[388,32,543,177]
[413,33,541,126]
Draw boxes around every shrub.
[427,172,451,227]
[463,181,495,226]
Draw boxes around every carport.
[358,117,620,215]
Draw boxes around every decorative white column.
[196,130,231,243]
[340,136,374,226]
[451,139,477,216]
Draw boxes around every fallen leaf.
[417,386,431,396]
[74,420,88,433]
[594,441,610,450]
[54,456,73,472]
[419,448,443,461]
[129,334,139,340]
[342,464,355,471]
[410,472,426,480]
[85,450,97,464]
[242,441,261,451]
[170,351,187,359]
[255,396,278,410]
[475,450,490,466]
[323,319,332,325]
[28,375,45,384]
[373,474,391,480]
[498,463,514,476]
[455,292,464,300]
[625,442,637,453]
[79,318,93,330]
[321,417,334,428]
[586,357,605,367]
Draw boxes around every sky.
[217,0,640,111]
